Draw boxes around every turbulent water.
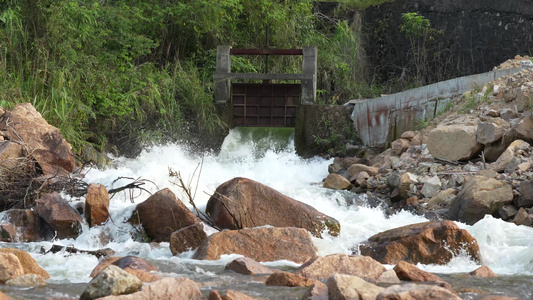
[2,128,533,299]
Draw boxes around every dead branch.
[108,177,157,203]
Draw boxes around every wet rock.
[4,273,46,287]
[44,244,114,259]
[90,256,159,283]
[98,277,202,300]
[469,265,498,278]
[295,254,386,282]
[85,184,110,227]
[0,209,54,242]
[0,248,49,280]
[0,103,74,176]
[516,181,533,208]
[393,261,453,290]
[499,205,519,220]
[376,283,461,300]
[359,221,481,265]
[327,274,384,300]
[477,296,519,300]
[0,253,24,284]
[421,176,442,198]
[477,118,510,145]
[266,271,318,287]
[134,188,198,242]
[193,227,317,264]
[427,125,482,161]
[169,222,207,255]
[323,173,352,190]
[206,177,340,237]
[34,192,84,239]
[209,289,258,300]
[490,140,531,172]
[449,176,513,224]
[81,265,142,300]
[224,257,273,275]
[301,281,329,300]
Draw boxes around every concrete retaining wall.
[349,66,531,147]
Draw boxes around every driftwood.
[40,245,115,259]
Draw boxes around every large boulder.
[376,283,461,300]
[0,103,74,176]
[0,209,54,242]
[426,125,482,161]
[80,265,142,300]
[169,222,207,255]
[85,184,110,227]
[0,252,24,284]
[327,274,384,300]
[134,188,198,242]
[359,221,481,265]
[34,192,85,239]
[193,227,317,264]
[0,248,49,280]
[449,176,514,224]
[295,254,386,282]
[206,177,340,238]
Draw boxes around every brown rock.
[0,248,49,279]
[490,140,531,172]
[296,254,386,281]
[0,140,23,169]
[0,103,74,176]
[476,296,519,300]
[393,261,453,290]
[90,257,122,278]
[469,265,498,278]
[391,138,410,155]
[0,292,10,300]
[224,257,273,275]
[340,157,360,168]
[449,176,514,224]
[85,184,110,227]
[90,256,159,283]
[328,274,385,300]
[81,265,142,300]
[98,277,202,300]
[170,222,207,255]
[0,209,54,242]
[265,271,317,287]
[0,253,24,284]
[323,174,352,190]
[209,289,258,300]
[205,177,340,238]
[348,164,379,176]
[359,221,481,265]
[193,227,317,264]
[477,118,510,145]
[376,283,461,300]
[400,131,416,140]
[513,207,533,226]
[4,273,46,287]
[34,192,84,239]
[301,281,329,300]
[427,125,482,161]
[516,115,533,142]
[135,188,198,242]
[377,269,401,284]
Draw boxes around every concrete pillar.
[301,46,317,104]
[215,45,231,103]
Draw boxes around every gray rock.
[516,181,533,208]
[477,118,510,145]
[498,205,518,220]
[421,176,442,199]
[80,265,142,300]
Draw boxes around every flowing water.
[1,128,533,299]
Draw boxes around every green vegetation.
[0,0,391,158]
